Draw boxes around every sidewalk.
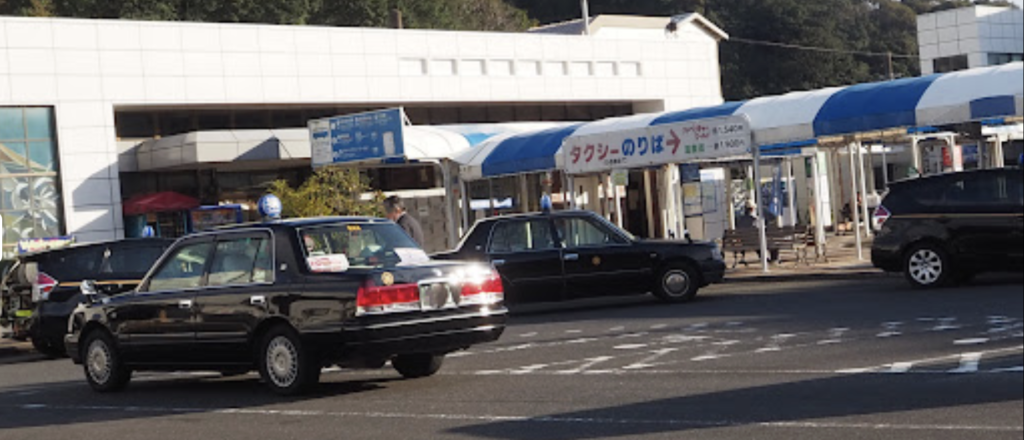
[724,234,886,283]
[0,338,32,358]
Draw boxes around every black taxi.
[435,210,726,304]
[65,218,506,395]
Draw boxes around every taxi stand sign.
[563,115,752,175]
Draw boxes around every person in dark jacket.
[383,196,425,247]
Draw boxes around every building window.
[933,55,969,73]
[0,107,63,259]
[988,53,1024,66]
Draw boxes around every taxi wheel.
[393,354,444,379]
[653,263,700,303]
[82,330,131,393]
[258,325,320,396]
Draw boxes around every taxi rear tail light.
[356,281,420,316]
[460,270,504,306]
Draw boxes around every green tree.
[268,167,385,219]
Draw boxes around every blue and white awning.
[456,63,1022,180]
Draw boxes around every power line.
[728,37,919,59]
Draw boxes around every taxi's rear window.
[298,223,426,270]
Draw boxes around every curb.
[0,342,33,359]
[724,270,888,284]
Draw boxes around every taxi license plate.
[420,283,455,311]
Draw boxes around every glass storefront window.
[0,107,63,259]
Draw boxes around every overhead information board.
[309,108,407,168]
[563,115,752,175]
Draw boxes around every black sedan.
[435,210,726,303]
[65,218,507,395]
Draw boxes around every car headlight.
[710,244,725,262]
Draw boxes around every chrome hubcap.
[266,336,299,388]
[663,270,691,296]
[86,340,112,384]
[909,249,943,285]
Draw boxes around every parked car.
[1,239,173,357]
[434,210,726,304]
[65,218,507,395]
[872,169,1024,288]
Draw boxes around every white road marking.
[818,328,850,345]
[932,318,961,332]
[688,323,709,330]
[565,329,582,334]
[650,324,668,330]
[949,353,983,374]
[836,345,1022,375]
[886,362,916,374]
[878,322,903,338]
[614,344,648,350]
[11,404,1022,433]
[518,332,538,338]
[953,338,989,346]
[617,332,649,339]
[990,366,1024,373]
[756,334,796,353]
[622,349,679,370]
[661,334,711,344]
[692,340,740,361]
[555,356,614,374]
[608,326,625,332]
[725,321,745,327]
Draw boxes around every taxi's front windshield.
[298,223,423,270]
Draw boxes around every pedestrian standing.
[383,196,425,247]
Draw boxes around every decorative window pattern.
[0,107,63,259]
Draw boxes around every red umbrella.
[123,192,200,216]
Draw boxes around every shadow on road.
[0,374,403,431]
[447,366,1023,439]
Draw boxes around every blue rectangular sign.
[310,108,406,167]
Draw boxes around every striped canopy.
[456,62,1023,180]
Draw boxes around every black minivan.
[1,239,173,356]
[872,169,1023,288]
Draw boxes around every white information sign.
[563,115,752,175]
[307,254,351,273]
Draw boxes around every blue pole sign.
[309,108,407,168]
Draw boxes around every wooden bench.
[722,226,807,268]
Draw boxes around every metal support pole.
[911,136,922,176]
[848,144,864,261]
[519,174,530,214]
[612,175,624,229]
[811,152,826,254]
[881,146,889,187]
[487,179,495,218]
[786,158,797,227]
[753,150,770,273]
[724,167,736,230]
[567,175,577,210]
[857,143,872,238]
[439,162,458,249]
[581,0,591,35]
[994,137,1006,168]
[460,179,470,235]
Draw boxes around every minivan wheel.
[257,326,320,396]
[904,243,952,289]
[82,331,131,393]
[392,354,444,379]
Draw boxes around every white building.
[0,14,727,256]
[918,5,1024,75]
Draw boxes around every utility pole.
[887,51,895,80]
[581,0,591,35]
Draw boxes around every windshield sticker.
[307,254,351,273]
[347,225,362,232]
[395,248,430,266]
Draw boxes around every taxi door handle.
[178,300,193,309]
[492,260,506,267]
[250,296,266,306]
[564,253,580,261]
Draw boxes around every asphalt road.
[0,274,1021,440]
